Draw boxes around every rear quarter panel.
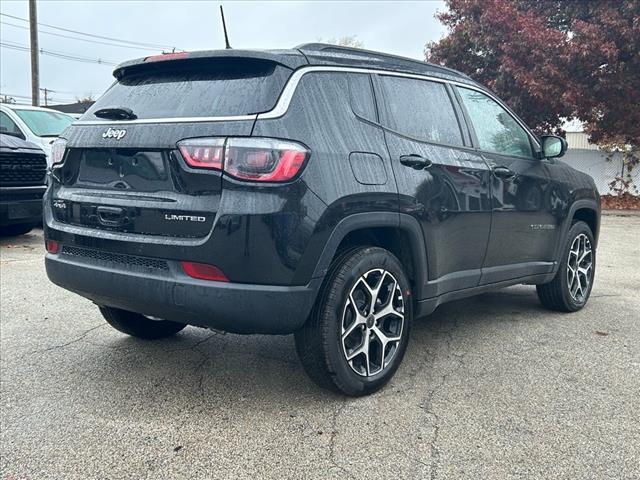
[252,71,400,283]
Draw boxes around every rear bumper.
[0,186,45,226]
[45,251,321,335]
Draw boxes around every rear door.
[454,86,559,284]
[374,74,492,297]
[52,58,292,238]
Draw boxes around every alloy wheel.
[567,233,593,303]
[341,269,405,377]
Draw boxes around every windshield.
[13,109,75,137]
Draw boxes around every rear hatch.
[51,54,297,238]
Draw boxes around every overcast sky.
[0,0,447,105]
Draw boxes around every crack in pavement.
[27,323,106,356]
[419,320,466,480]
[328,402,357,479]
[191,333,228,403]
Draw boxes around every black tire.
[99,306,187,339]
[536,221,596,312]
[295,246,412,396]
[1,223,34,237]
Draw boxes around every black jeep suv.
[44,44,600,396]
[1,133,47,236]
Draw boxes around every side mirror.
[540,135,567,159]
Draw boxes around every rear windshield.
[83,59,291,120]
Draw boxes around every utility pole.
[1,95,17,104]
[29,0,40,106]
[40,87,51,106]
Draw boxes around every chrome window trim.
[258,66,540,148]
[74,114,257,126]
[72,65,539,148]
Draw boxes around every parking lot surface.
[1,214,639,480]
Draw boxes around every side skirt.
[415,272,557,318]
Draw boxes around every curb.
[602,209,640,216]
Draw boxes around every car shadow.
[0,226,43,246]
[70,285,550,416]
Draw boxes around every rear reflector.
[46,240,60,254]
[176,137,309,182]
[180,261,229,282]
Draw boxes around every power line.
[1,92,95,104]
[0,12,180,51]
[1,21,161,52]
[1,87,102,99]
[1,91,77,100]
[0,93,34,99]
[1,88,99,97]
[2,93,53,102]
[2,41,117,66]
[44,89,99,95]
[1,12,176,50]
[1,40,118,66]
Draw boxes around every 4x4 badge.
[102,127,127,140]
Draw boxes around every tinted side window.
[0,111,22,135]
[379,76,463,146]
[457,87,533,158]
[348,73,377,122]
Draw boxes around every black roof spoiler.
[113,49,309,79]
[111,43,472,84]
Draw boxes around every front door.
[455,86,559,284]
[374,74,492,297]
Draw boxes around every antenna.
[220,5,231,49]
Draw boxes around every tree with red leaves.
[426,0,640,150]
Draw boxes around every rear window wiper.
[94,107,137,120]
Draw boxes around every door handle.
[96,206,126,227]
[399,154,433,170]
[492,166,516,179]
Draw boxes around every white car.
[0,104,75,167]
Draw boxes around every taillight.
[51,138,67,166]
[176,137,310,183]
[225,138,308,182]
[178,138,224,169]
[180,261,229,282]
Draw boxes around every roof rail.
[296,43,470,79]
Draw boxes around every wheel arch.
[311,212,429,300]
[572,207,599,243]
[568,199,600,244]
[554,199,601,263]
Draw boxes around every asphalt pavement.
[1,214,638,479]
